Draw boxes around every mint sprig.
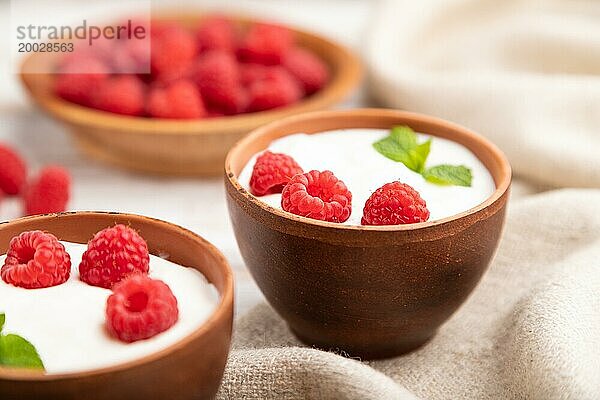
[0,313,45,371]
[373,126,431,173]
[423,165,472,187]
[373,126,473,187]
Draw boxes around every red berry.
[238,23,294,65]
[55,57,109,106]
[108,22,150,72]
[150,21,181,40]
[281,170,352,223]
[24,166,71,216]
[206,109,225,118]
[247,67,302,112]
[197,16,237,53]
[283,48,329,95]
[111,39,151,74]
[151,63,194,86]
[239,63,269,87]
[193,50,247,114]
[92,76,146,116]
[1,231,71,289]
[151,26,197,79]
[147,80,206,119]
[0,144,27,195]
[249,151,303,196]
[59,40,115,70]
[79,224,150,289]
[106,274,179,343]
[361,182,430,226]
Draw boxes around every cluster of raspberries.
[249,151,430,225]
[1,225,179,343]
[0,143,70,216]
[55,17,330,119]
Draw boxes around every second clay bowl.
[0,212,234,400]
[225,109,511,359]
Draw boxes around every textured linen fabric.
[366,0,600,188]
[218,189,600,399]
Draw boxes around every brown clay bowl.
[0,212,234,400]
[225,108,511,359]
[19,13,362,177]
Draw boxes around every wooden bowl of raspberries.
[19,14,362,176]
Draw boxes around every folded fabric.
[366,0,600,188]
[218,189,600,399]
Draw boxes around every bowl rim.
[19,16,362,135]
[225,108,512,232]
[0,211,234,381]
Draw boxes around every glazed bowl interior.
[0,212,233,400]
[226,108,511,231]
[19,13,362,176]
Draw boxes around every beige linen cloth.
[218,1,600,398]
[367,0,600,188]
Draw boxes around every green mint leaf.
[423,165,473,187]
[372,137,421,172]
[390,125,418,149]
[0,314,45,371]
[412,139,431,173]
[0,334,45,370]
[372,136,406,162]
[373,126,430,173]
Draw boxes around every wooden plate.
[19,14,363,176]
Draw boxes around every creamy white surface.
[0,242,219,374]
[238,129,496,224]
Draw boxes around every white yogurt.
[238,129,496,224]
[0,242,219,374]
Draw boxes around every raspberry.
[282,48,329,95]
[79,224,150,289]
[111,38,151,74]
[249,151,303,196]
[238,23,294,65]
[247,67,302,112]
[361,182,430,226]
[151,63,194,86]
[147,80,206,119]
[1,231,71,289]
[206,109,225,118]
[150,21,182,40]
[24,166,71,216]
[281,170,352,223]
[55,57,109,106]
[151,26,197,79]
[106,274,179,343]
[193,50,247,114]
[59,40,114,70]
[91,76,146,116]
[197,16,237,53]
[0,144,27,195]
[239,63,269,87]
